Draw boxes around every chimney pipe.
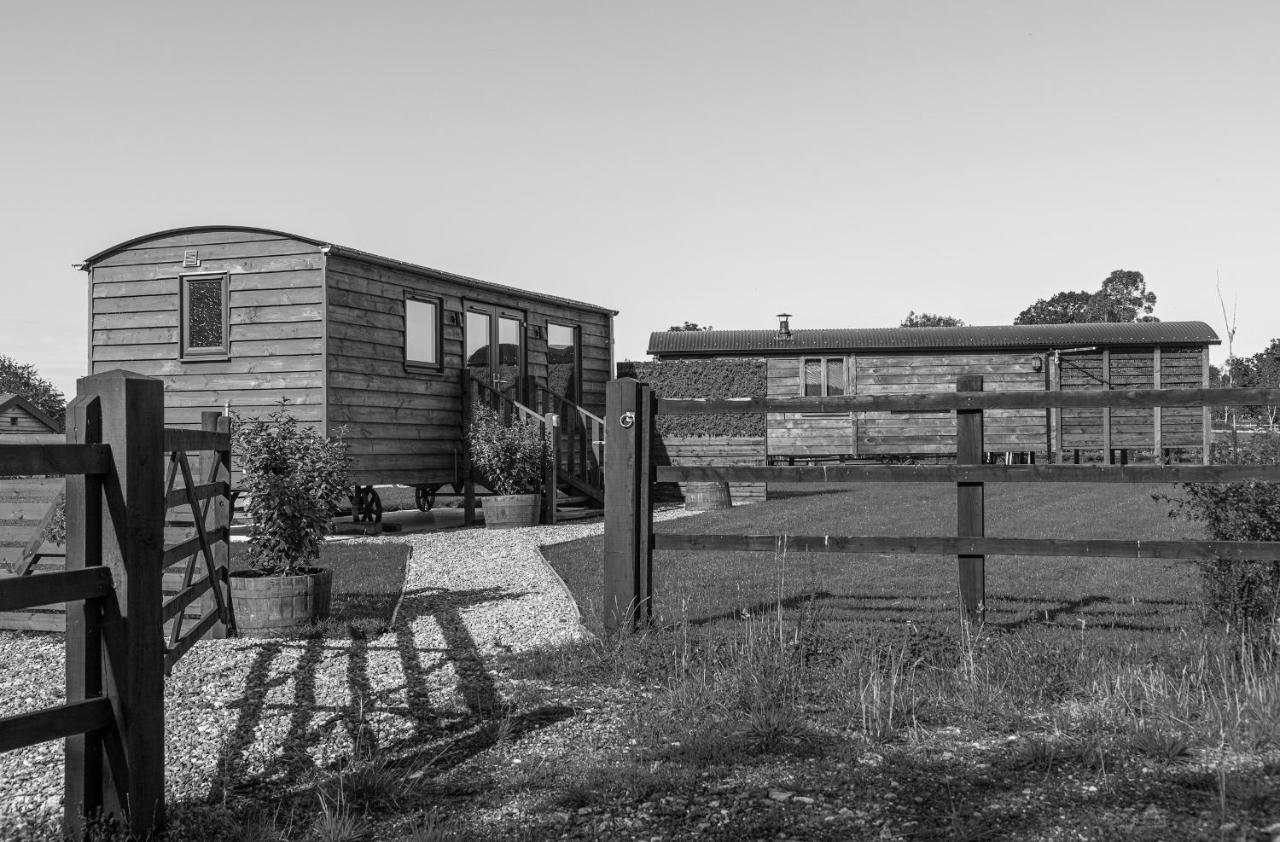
[776,313,792,340]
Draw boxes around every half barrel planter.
[229,567,333,637]
[481,493,542,529]
[684,482,732,511]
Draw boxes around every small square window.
[405,296,442,369]
[180,273,229,358]
[802,357,846,397]
[8,416,16,426]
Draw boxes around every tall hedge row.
[616,359,766,437]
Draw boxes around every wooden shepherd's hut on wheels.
[648,317,1221,465]
[79,226,616,522]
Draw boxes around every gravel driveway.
[0,517,630,840]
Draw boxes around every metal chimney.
[776,313,793,340]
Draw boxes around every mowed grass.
[544,481,1205,643]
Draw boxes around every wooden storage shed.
[0,394,60,437]
[648,319,1220,464]
[80,226,616,509]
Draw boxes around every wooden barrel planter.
[684,481,732,511]
[481,494,542,529]
[229,567,332,638]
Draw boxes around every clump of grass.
[312,787,368,842]
[1128,726,1191,764]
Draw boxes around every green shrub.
[232,403,350,575]
[617,359,766,437]
[466,403,549,495]
[43,491,66,546]
[1158,429,1280,635]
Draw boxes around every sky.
[2,1,1278,401]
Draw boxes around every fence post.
[203,411,232,639]
[956,375,985,627]
[544,412,559,525]
[603,378,653,633]
[79,370,166,835]
[64,395,103,837]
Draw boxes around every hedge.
[616,359,765,437]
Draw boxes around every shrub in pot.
[230,403,350,637]
[466,403,550,529]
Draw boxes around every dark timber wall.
[85,227,614,490]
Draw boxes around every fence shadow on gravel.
[207,584,575,806]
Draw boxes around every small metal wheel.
[351,485,383,523]
[415,485,438,512]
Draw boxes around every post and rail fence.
[0,370,233,838]
[602,377,1280,634]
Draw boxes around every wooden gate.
[601,377,1280,633]
[0,370,233,838]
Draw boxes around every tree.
[1013,270,1157,325]
[900,311,966,328]
[1082,270,1158,323]
[0,354,65,430]
[668,321,713,331]
[1013,290,1093,325]
[1228,339,1280,428]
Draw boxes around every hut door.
[465,303,526,394]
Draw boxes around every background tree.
[900,311,966,328]
[0,354,65,430]
[1013,270,1158,325]
[668,321,713,331]
[1228,339,1280,428]
[1082,270,1158,322]
[1013,290,1093,325]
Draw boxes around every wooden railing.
[0,370,234,838]
[465,373,606,524]
[601,377,1280,633]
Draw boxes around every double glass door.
[465,303,526,393]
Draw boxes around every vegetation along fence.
[0,370,233,838]
[602,376,1280,633]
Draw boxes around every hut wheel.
[415,486,437,512]
[352,485,383,523]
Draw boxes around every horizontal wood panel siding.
[768,353,1047,457]
[655,436,766,503]
[89,231,325,430]
[325,254,612,486]
[1061,347,1205,448]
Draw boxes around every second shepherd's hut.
[647,316,1220,465]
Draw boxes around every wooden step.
[553,508,604,522]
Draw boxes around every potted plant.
[229,403,350,637]
[467,403,549,529]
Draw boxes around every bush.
[467,404,549,496]
[617,359,766,437]
[43,491,66,546]
[232,403,350,575]
[1158,430,1280,636]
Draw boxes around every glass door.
[465,303,526,393]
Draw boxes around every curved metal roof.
[79,225,617,315]
[648,321,1220,357]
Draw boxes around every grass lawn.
[230,540,411,636]
[544,481,1204,643]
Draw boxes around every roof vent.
[776,313,793,340]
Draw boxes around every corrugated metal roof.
[648,321,1220,357]
[79,226,618,316]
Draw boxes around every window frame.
[179,271,231,360]
[546,320,582,402]
[801,356,847,397]
[404,293,444,373]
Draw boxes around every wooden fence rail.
[0,370,234,839]
[603,377,1280,633]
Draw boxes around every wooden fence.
[0,370,233,838]
[601,377,1280,633]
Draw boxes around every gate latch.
[619,411,635,429]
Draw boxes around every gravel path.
[0,516,650,840]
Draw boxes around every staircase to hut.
[466,374,606,523]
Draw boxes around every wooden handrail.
[0,444,112,476]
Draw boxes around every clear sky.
[3,1,1277,400]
